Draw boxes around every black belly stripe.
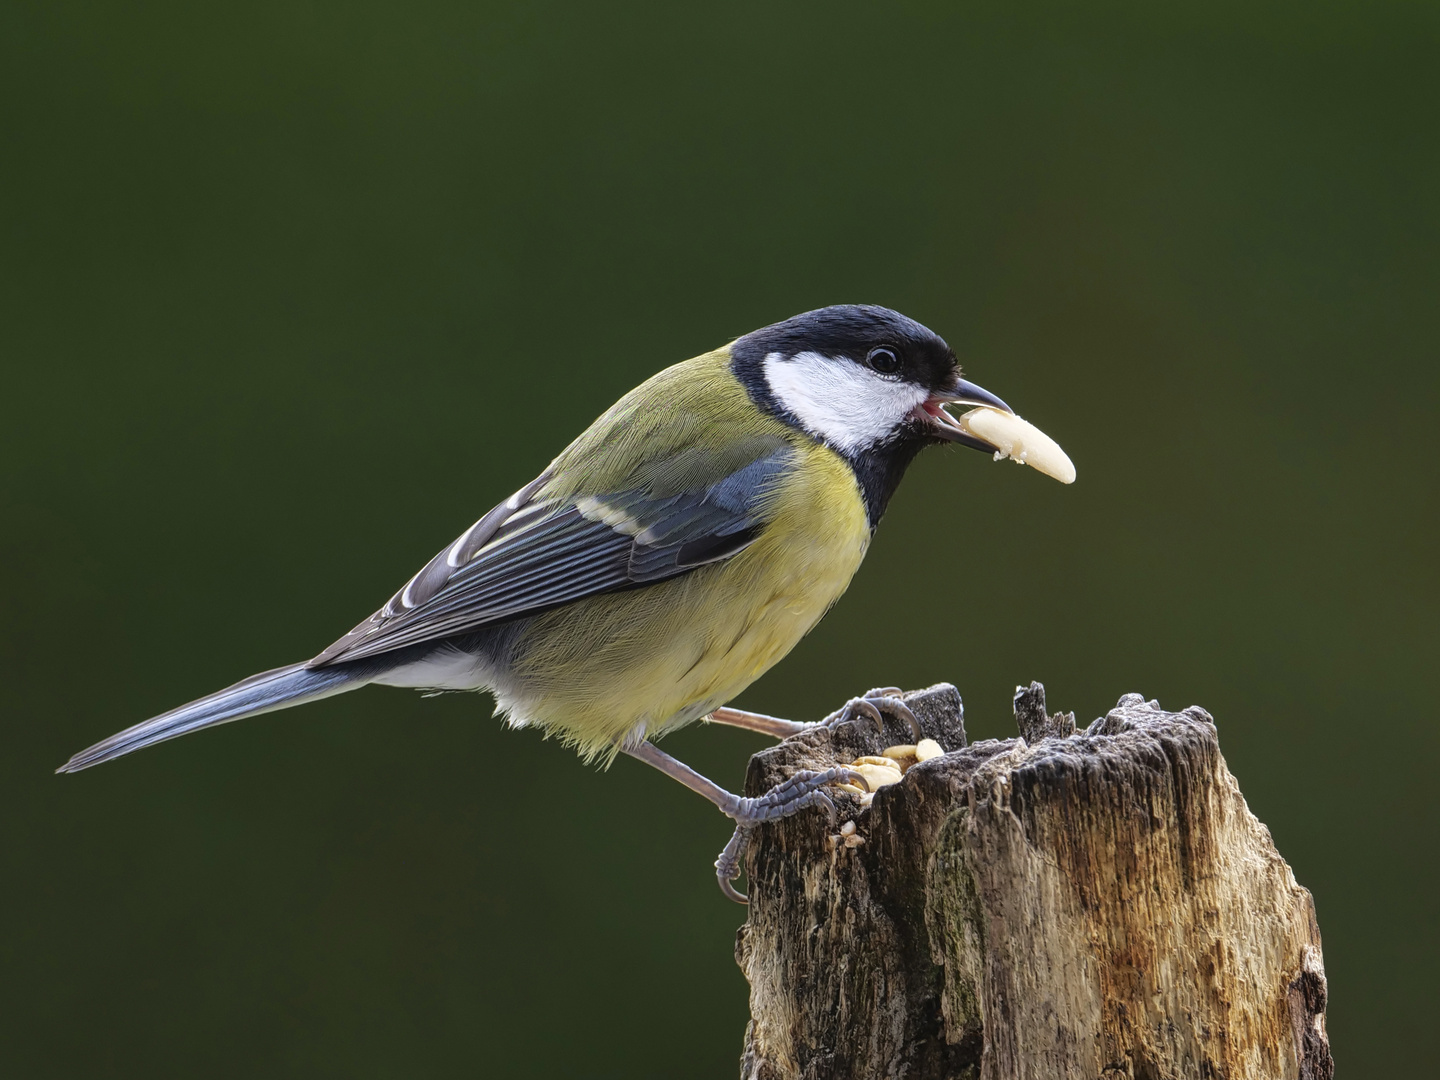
[839,433,929,530]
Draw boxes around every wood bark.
[734,683,1332,1080]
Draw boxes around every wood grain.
[735,684,1331,1080]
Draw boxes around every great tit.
[59,305,1071,901]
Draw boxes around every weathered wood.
[735,684,1332,1080]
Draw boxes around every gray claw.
[715,766,866,903]
[716,826,751,904]
[822,696,884,734]
[826,691,922,740]
[850,698,885,732]
[865,695,922,741]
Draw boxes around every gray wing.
[308,448,794,667]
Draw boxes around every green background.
[3,1,1435,1075]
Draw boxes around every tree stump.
[734,684,1332,1080]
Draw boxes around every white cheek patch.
[762,351,927,454]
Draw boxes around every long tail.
[57,662,368,773]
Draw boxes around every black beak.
[924,378,1013,453]
[935,378,1012,413]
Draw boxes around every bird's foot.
[715,765,869,903]
[821,686,922,741]
[715,826,751,904]
[727,765,868,827]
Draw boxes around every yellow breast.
[499,438,871,762]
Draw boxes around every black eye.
[866,347,901,375]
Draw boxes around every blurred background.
[3,1,1435,1075]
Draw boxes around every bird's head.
[731,304,1012,457]
[730,304,1071,525]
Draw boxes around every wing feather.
[308,446,795,667]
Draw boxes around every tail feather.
[57,662,367,773]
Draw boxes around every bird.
[58,304,1072,901]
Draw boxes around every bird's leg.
[706,706,812,739]
[707,687,921,743]
[622,739,867,903]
